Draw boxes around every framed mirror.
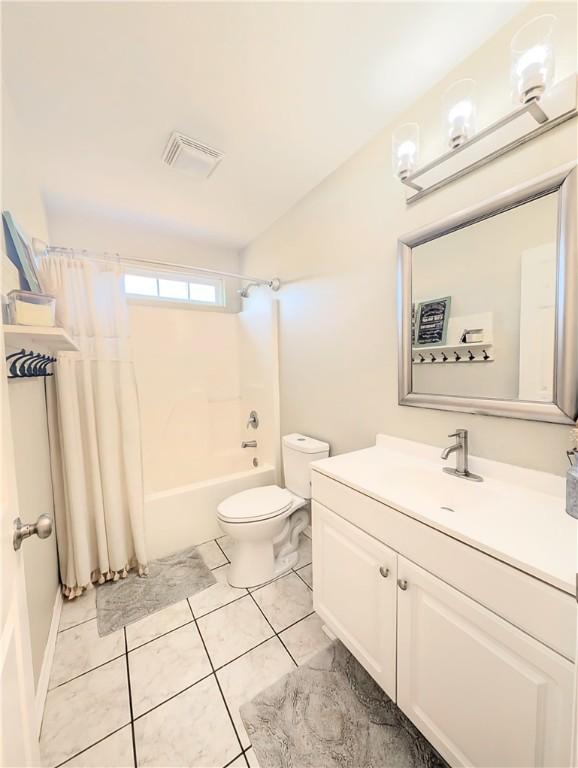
[397,164,577,424]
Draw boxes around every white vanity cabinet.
[311,449,576,768]
[396,557,574,768]
[313,501,397,699]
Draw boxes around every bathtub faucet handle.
[246,411,259,429]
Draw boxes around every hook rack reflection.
[412,347,493,364]
[6,348,57,379]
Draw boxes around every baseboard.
[322,623,336,641]
[35,586,62,737]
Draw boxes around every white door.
[518,243,557,402]
[1,328,40,766]
[397,557,574,768]
[312,501,397,699]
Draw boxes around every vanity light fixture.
[444,79,477,149]
[511,14,556,104]
[392,123,419,180]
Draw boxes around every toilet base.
[224,506,308,589]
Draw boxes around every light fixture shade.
[444,79,477,149]
[511,14,556,104]
[392,123,419,180]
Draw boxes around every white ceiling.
[3,2,524,249]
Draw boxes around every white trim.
[34,587,62,737]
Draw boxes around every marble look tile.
[280,613,331,665]
[227,755,248,767]
[241,641,448,768]
[296,564,312,588]
[40,657,130,767]
[217,637,295,749]
[49,618,125,689]
[134,675,240,768]
[252,573,313,632]
[96,547,216,636]
[294,535,312,569]
[216,534,235,562]
[196,539,228,569]
[197,595,273,668]
[245,747,260,767]
[247,573,285,593]
[125,600,193,651]
[59,589,97,632]
[188,564,247,618]
[61,726,133,767]
[129,622,212,717]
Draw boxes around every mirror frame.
[397,164,577,425]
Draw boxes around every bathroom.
[1,1,577,766]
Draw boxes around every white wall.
[2,83,59,690]
[242,1,578,477]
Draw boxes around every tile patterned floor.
[41,531,330,768]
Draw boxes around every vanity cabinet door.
[396,557,574,768]
[312,501,397,700]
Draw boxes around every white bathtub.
[144,463,277,560]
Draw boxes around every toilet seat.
[217,485,294,524]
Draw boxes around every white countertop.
[311,435,577,596]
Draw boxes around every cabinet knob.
[397,578,409,591]
[379,566,389,578]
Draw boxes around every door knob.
[397,578,409,591]
[379,566,390,578]
[13,514,53,551]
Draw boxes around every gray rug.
[241,640,448,768]
[95,546,216,636]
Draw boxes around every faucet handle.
[448,429,467,439]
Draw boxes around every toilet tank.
[282,433,330,499]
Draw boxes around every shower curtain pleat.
[38,254,148,597]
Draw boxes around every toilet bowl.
[217,433,330,588]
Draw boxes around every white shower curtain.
[38,253,148,597]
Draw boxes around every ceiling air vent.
[162,131,224,178]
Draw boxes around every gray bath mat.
[95,546,216,636]
[241,640,448,768]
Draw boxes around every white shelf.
[3,325,78,354]
[413,340,490,354]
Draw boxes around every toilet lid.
[217,485,293,523]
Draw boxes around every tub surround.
[310,435,576,768]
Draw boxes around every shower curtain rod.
[39,243,281,291]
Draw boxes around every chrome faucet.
[441,429,483,482]
[242,440,257,449]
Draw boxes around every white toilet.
[217,433,330,588]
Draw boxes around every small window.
[124,274,157,297]
[159,278,188,300]
[189,282,216,303]
[124,270,224,307]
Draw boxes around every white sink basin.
[311,434,576,594]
